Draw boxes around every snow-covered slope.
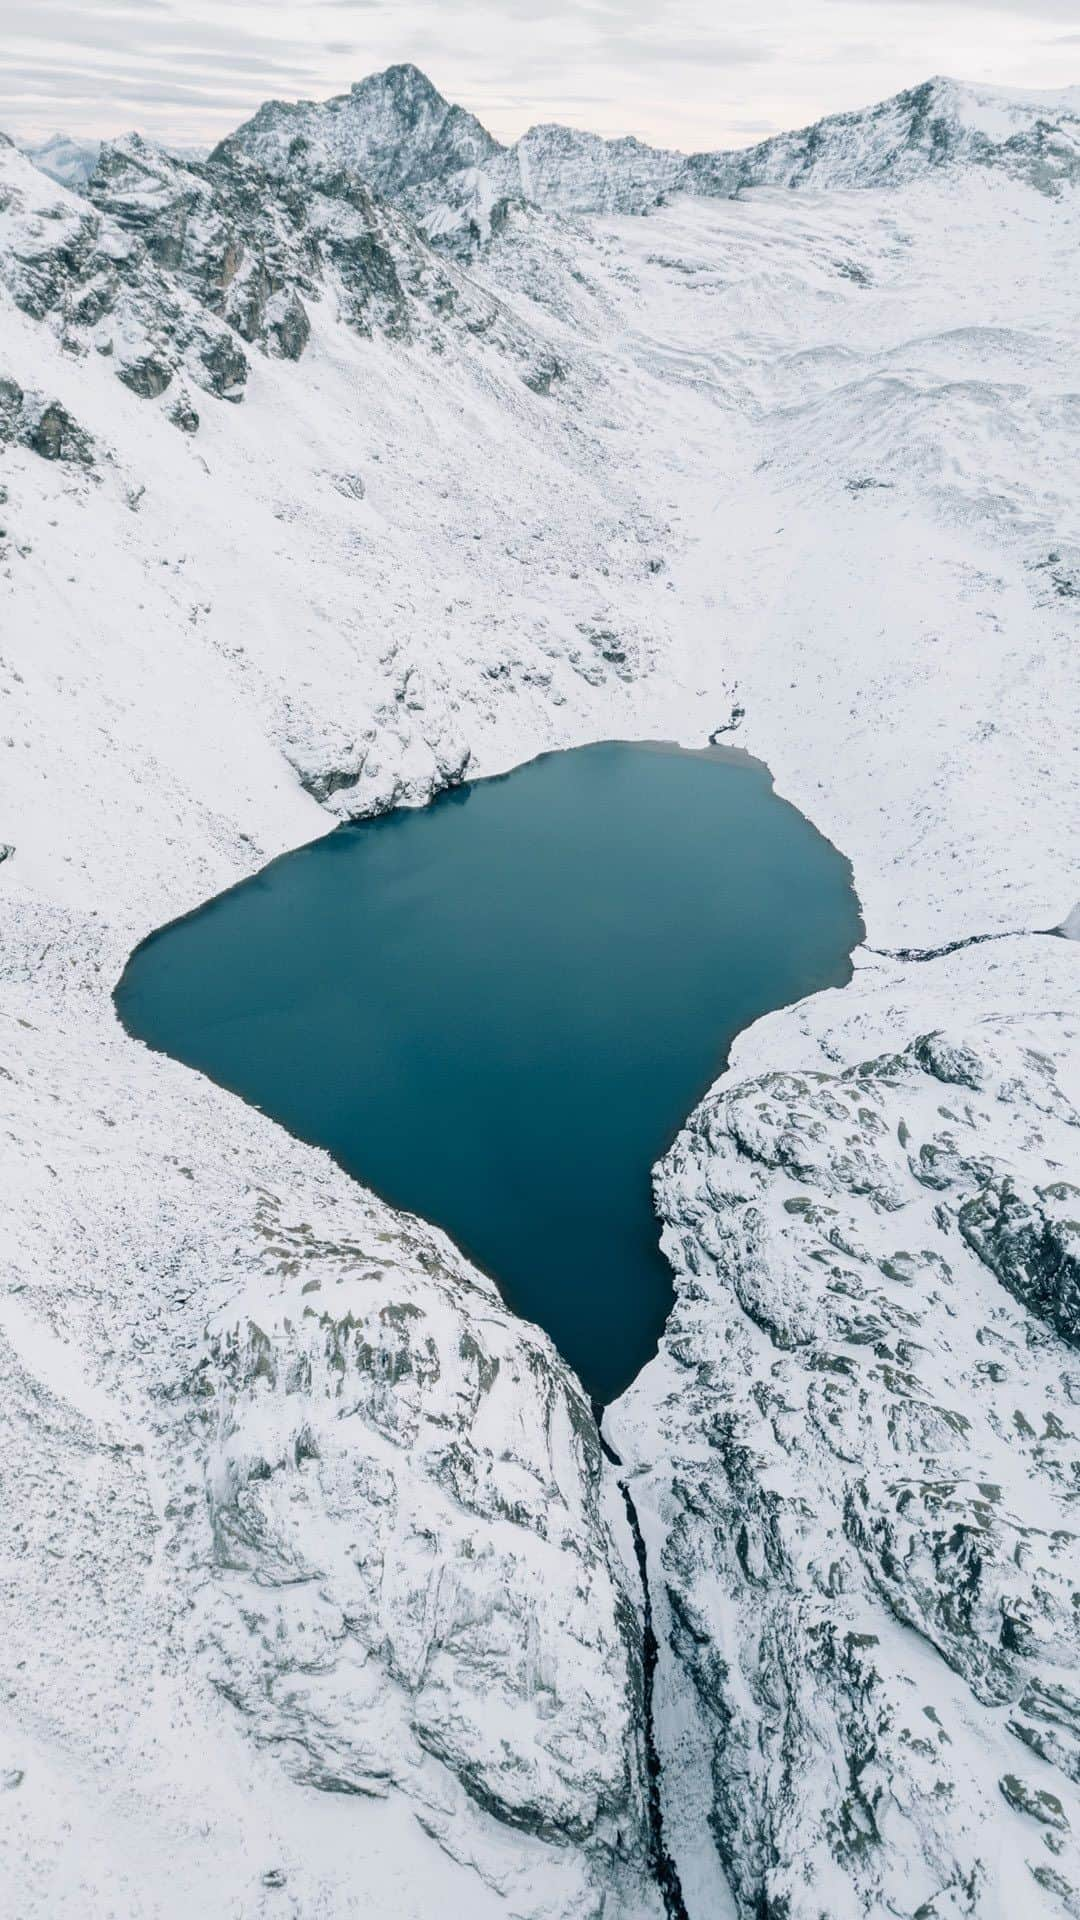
[2,65,1080,1920]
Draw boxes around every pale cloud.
[858,0,1080,10]
[1,0,1077,153]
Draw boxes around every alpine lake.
[116,741,863,1402]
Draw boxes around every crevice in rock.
[865,923,1063,963]
[595,1408,690,1920]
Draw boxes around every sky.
[4,0,1079,153]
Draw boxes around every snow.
[20,131,101,190]
[2,65,1080,1920]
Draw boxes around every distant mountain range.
[21,131,102,190]
[6,61,1078,437]
[22,64,1080,253]
[214,64,1080,242]
[22,130,206,192]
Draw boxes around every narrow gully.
[596,1410,689,1920]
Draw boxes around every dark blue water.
[116,742,861,1401]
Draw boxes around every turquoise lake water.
[115,742,862,1401]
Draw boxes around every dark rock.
[118,354,173,398]
[959,1176,1080,1345]
[67,273,117,328]
[0,376,24,440]
[1009,1680,1080,1782]
[25,399,95,465]
[167,390,200,434]
[912,1031,984,1090]
[198,331,249,398]
[524,354,564,396]
[328,471,365,501]
[267,291,310,359]
[999,1772,1070,1830]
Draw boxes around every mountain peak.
[21,129,103,190]
[217,60,501,194]
[354,63,447,105]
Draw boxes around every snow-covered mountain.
[220,64,1080,246]
[20,130,102,190]
[214,62,502,201]
[3,62,1080,1920]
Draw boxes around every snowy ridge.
[2,66,1080,1920]
[220,66,1080,247]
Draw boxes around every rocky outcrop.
[960,1177,1080,1347]
[0,378,95,463]
[186,1192,656,1914]
[612,943,1080,1918]
[86,136,317,360]
[83,126,562,368]
[0,139,250,404]
[1,127,567,430]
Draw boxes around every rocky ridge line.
[0,123,561,440]
[219,65,1080,250]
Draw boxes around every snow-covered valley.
[1,64,1078,1919]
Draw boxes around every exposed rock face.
[960,1177,1080,1347]
[0,378,95,463]
[612,940,1080,1918]
[211,63,501,204]
[87,135,315,361]
[683,76,1080,199]
[0,139,250,401]
[1,127,564,426]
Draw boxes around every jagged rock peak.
[212,61,503,197]
[688,73,1080,196]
